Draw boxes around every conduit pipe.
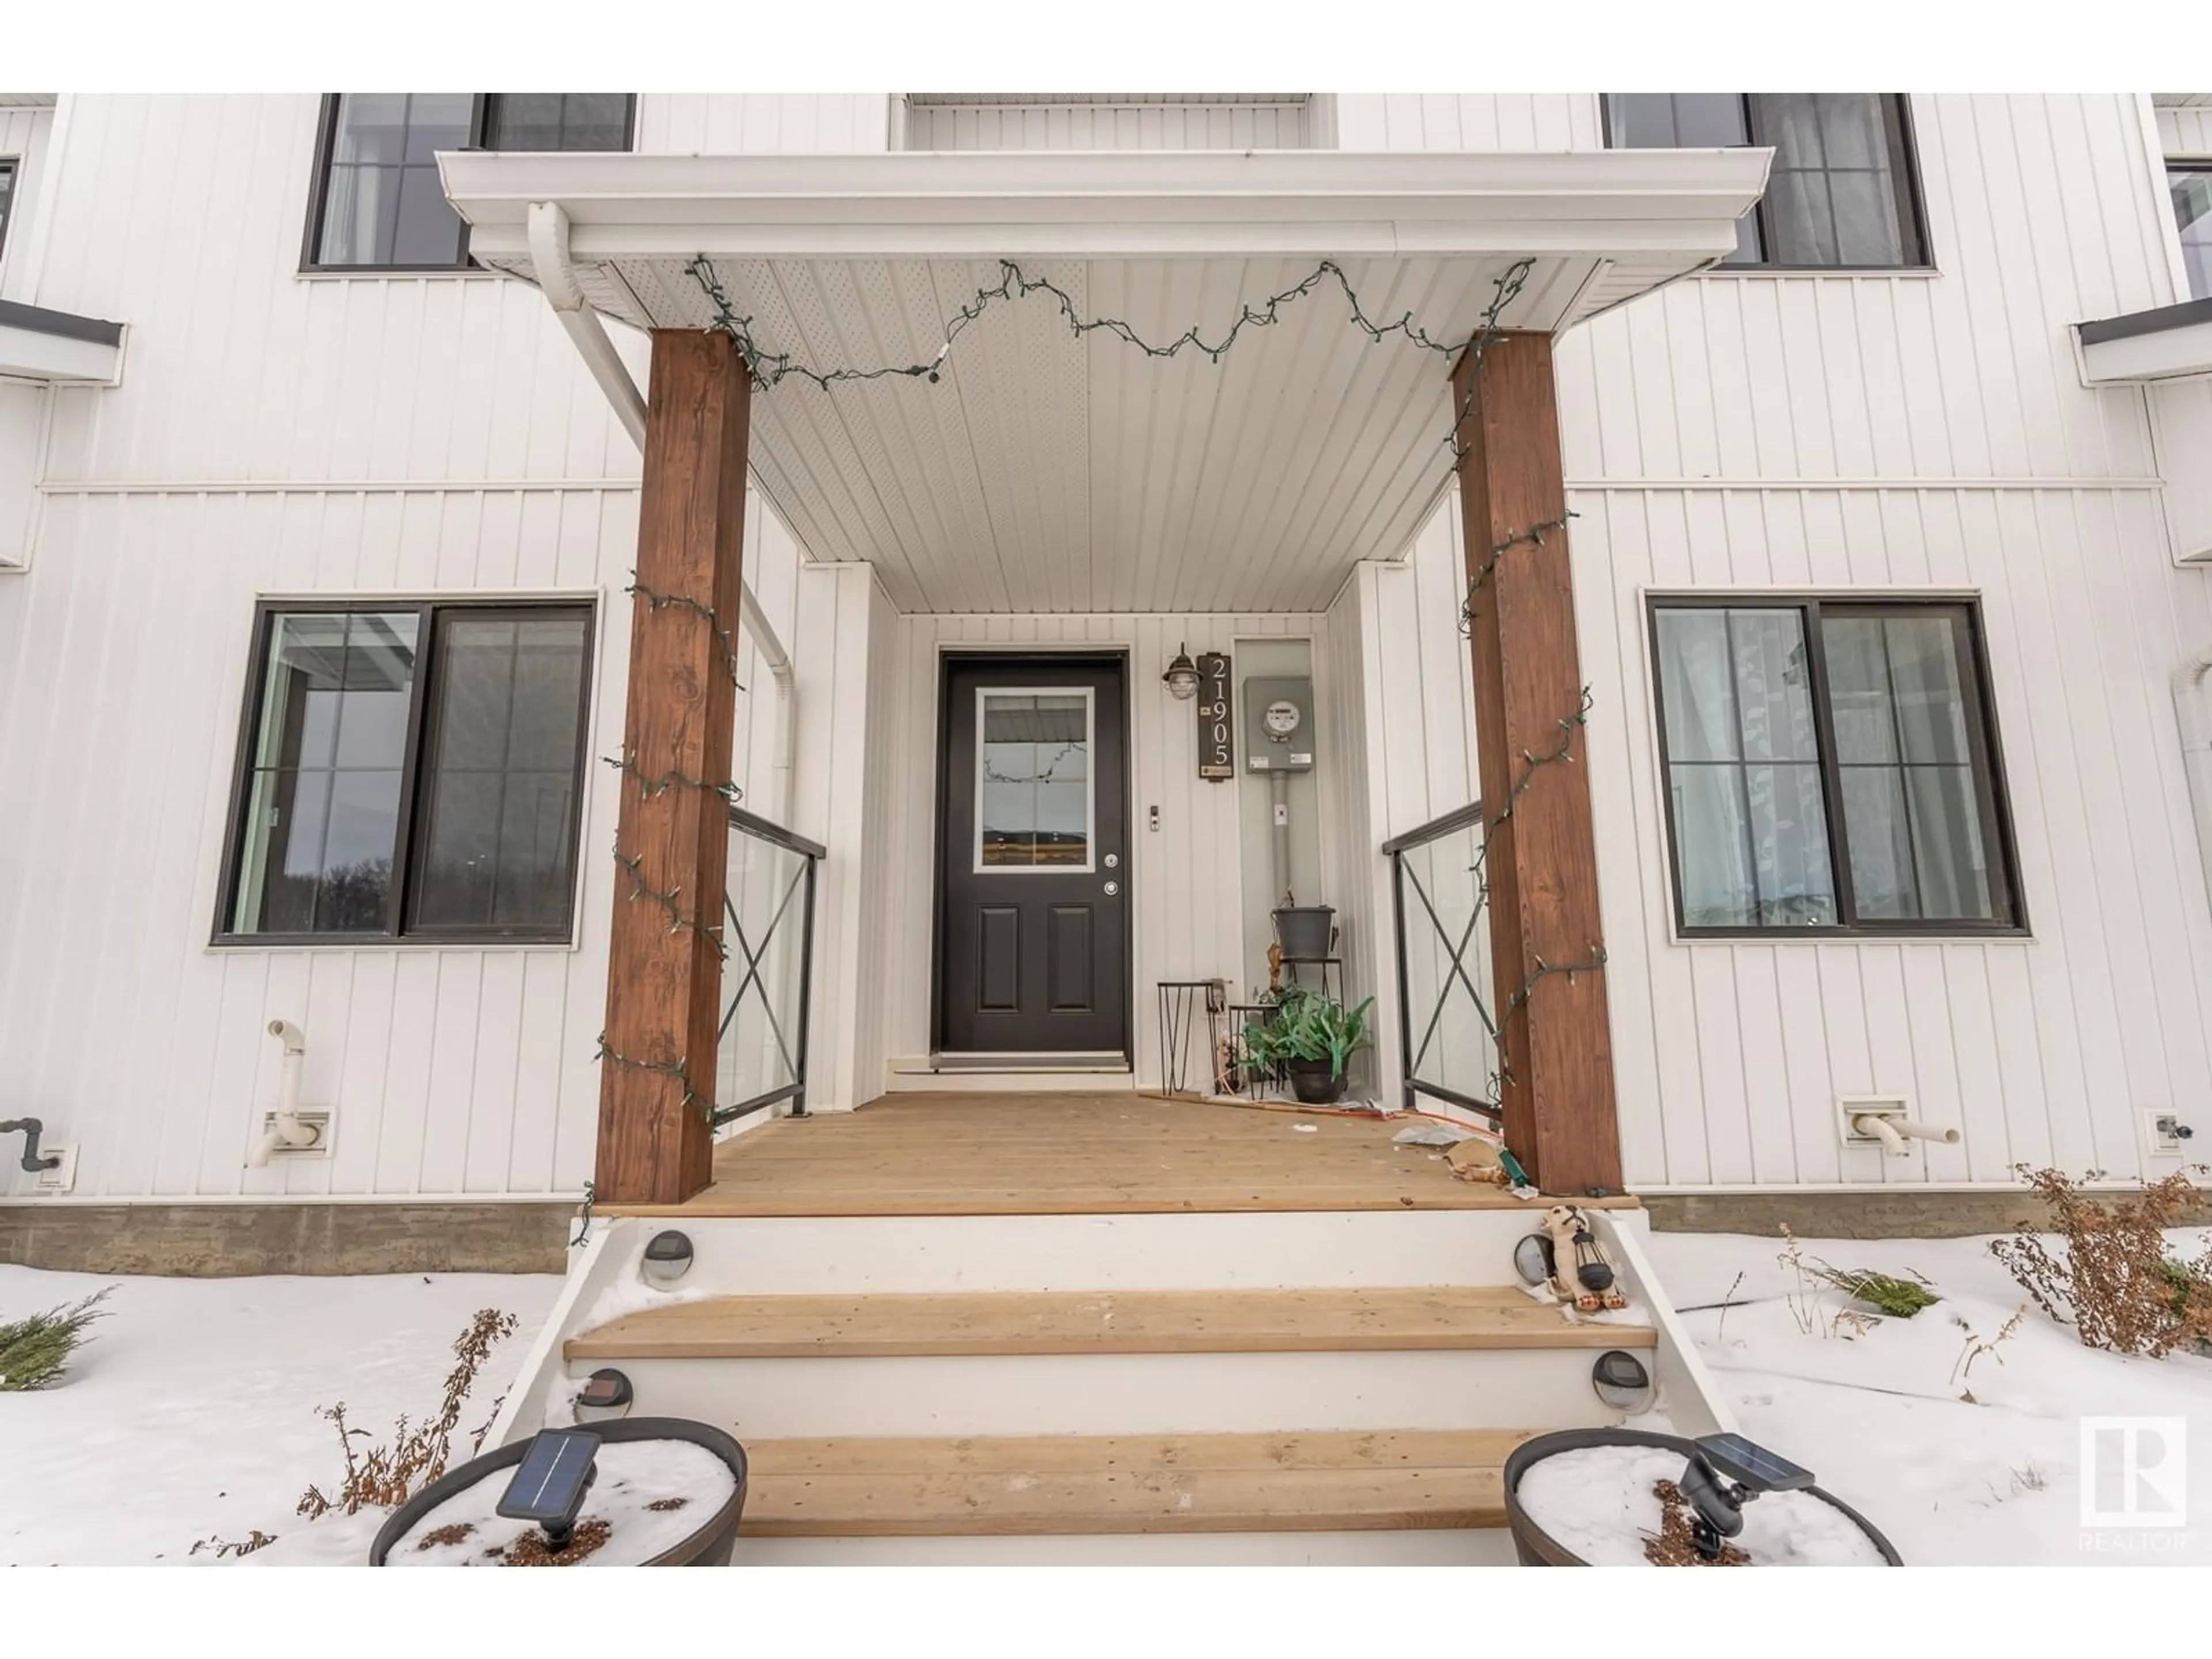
[529,202,798,823]
[247,1020,319,1168]
[2173,650,2212,925]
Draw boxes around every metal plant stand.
[1154,979,1228,1096]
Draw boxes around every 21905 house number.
[1197,652,1233,782]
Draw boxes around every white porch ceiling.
[444,149,1769,613]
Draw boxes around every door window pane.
[230,611,418,934]
[976,691,1093,869]
[2172,167,2212,301]
[410,610,592,931]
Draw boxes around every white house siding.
[0,94,835,1201]
[1362,93,2212,1188]
[1332,94,1602,154]
[635,96,890,156]
[899,99,1321,153]
[872,612,1365,1094]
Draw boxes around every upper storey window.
[304,94,635,272]
[2171,166,2212,298]
[1607,94,1930,271]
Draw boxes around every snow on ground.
[1641,1227,2212,1567]
[0,1265,560,1566]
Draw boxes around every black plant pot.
[1501,1428,1902,1567]
[1285,1058,1347,1105]
[1272,904,1335,961]
[369,1416,749,1567]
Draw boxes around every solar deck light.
[497,1428,601,1551]
[574,1368,634,1425]
[1590,1350,1654,1414]
[642,1229,694,1285]
[1161,643,1201,700]
[1678,1432,1815,1560]
[1512,1232,1554,1287]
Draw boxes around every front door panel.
[938,656,1128,1055]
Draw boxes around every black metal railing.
[1382,800,1501,1121]
[713,806,824,1126]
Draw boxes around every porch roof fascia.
[440,146,1772,272]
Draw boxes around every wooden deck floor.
[602,1092,1637,1217]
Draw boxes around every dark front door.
[936,655,1130,1057]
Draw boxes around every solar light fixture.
[497,1428,601,1550]
[1679,1431,1815,1559]
[642,1229,694,1285]
[1590,1350,1654,1414]
[574,1368,634,1425]
[1161,644,1201,700]
[1512,1232,1554,1287]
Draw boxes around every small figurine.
[1541,1204,1628,1313]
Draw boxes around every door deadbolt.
[1103,880,1119,896]
[1104,853,1119,869]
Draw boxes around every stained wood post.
[1452,332,1624,1198]
[597,329,751,1206]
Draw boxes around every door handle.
[1103,880,1120,897]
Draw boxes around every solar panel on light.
[498,1429,602,1529]
[1696,1433,1813,1493]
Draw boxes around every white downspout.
[528,201,798,823]
[2174,650,2212,919]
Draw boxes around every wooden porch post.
[596,329,751,1206]
[1452,332,1624,1197]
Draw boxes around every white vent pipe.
[528,202,797,823]
[247,1020,317,1168]
[1850,1113,1961,1157]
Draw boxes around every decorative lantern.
[1161,643,1201,700]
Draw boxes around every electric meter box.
[1244,675,1316,772]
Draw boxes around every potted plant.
[1242,984,1373,1105]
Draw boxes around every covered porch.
[440,145,1769,1207]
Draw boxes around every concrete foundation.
[0,1202,575,1277]
[1643,1187,2212,1240]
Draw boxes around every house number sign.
[1197,652,1233,782]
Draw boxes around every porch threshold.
[910,1052,1131,1073]
[599,1092,1639,1219]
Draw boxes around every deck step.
[738,1429,1529,1537]
[565,1286,1650,1361]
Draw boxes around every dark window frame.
[300,93,637,274]
[1602,94,1934,274]
[213,596,598,947]
[0,156,16,266]
[1646,594,2025,940]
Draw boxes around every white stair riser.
[581,1349,1634,1438]
[596,1209,1551,1294]
[729,1529,1518,1566]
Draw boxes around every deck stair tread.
[738,1429,1533,1536]
[565,1285,1652,1360]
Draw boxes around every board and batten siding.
[898,99,1323,153]
[0,93,865,1200]
[1359,94,2212,1188]
[2156,102,2212,157]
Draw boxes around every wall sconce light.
[1591,1349,1655,1415]
[574,1367,634,1424]
[1161,643,1201,700]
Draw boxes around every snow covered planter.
[1502,1429,1900,1567]
[368,1419,747,1567]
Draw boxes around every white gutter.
[527,200,798,823]
[2174,650,2212,920]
